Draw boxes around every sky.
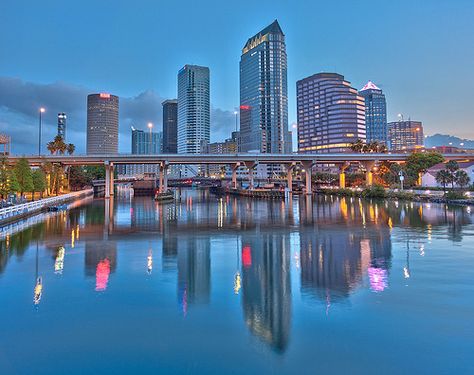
[1,0,473,154]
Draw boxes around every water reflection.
[0,190,473,358]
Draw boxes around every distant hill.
[425,134,474,149]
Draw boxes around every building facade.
[239,20,291,154]
[131,127,162,154]
[57,113,67,140]
[177,65,210,154]
[162,99,178,153]
[358,81,387,144]
[388,120,424,151]
[297,73,366,153]
[86,93,119,154]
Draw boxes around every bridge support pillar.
[361,161,375,187]
[339,162,350,189]
[244,161,257,190]
[301,161,315,195]
[230,163,240,189]
[284,163,296,192]
[105,162,111,199]
[158,161,169,193]
[109,163,114,197]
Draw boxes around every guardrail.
[0,189,93,222]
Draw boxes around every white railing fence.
[0,189,93,221]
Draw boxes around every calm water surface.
[0,189,473,374]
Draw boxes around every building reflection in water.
[177,237,211,314]
[85,241,117,292]
[241,232,292,353]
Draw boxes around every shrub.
[445,191,466,200]
[361,185,386,198]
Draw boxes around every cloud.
[0,76,234,154]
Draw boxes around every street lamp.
[147,122,153,154]
[38,107,45,156]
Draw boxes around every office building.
[86,93,119,154]
[57,113,66,140]
[162,99,178,153]
[388,120,424,151]
[239,20,291,154]
[359,81,387,144]
[122,126,163,177]
[177,65,210,154]
[297,73,366,153]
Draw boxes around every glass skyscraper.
[296,73,366,153]
[239,20,291,153]
[177,65,210,154]
[131,127,162,154]
[388,120,424,151]
[162,99,178,153]
[86,93,119,155]
[359,81,387,144]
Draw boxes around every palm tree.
[455,170,470,190]
[435,169,452,191]
[445,161,459,189]
[67,143,75,155]
[350,139,365,153]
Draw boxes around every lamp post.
[147,122,153,154]
[38,107,45,156]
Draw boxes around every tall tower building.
[239,20,291,153]
[177,65,210,154]
[297,73,366,153]
[86,93,119,154]
[57,113,66,140]
[388,120,424,151]
[359,81,388,144]
[162,99,178,153]
[131,127,162,154]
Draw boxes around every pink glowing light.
[95,258,111,291]
[368,267,388,293]
[242,245,252,268]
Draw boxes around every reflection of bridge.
[7,153,474,197]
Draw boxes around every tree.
[435,169,452,191]
[8,170,20,195]
[13,158,33,196]
[0,157,10,198]
[32,170,47,200]
[405,152,444,186]
[69,166,89,191]
[455,170,470,190]
[67,143,75,155]
[349,139,365,153]
[84,166,106,181]
[445,161,459,189]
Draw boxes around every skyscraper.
[296,73,366,153]
[177,65,210,154]
[57,113,66,140]
[162,99,178,153]
[359,81,388,144]
[388,120,424,151]
[239,20,291,153]
[131,127,162,154]
[86,93,119,154]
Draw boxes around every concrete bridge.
[7,153,474,197]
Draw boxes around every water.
[0,190,473,374]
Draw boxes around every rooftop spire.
[360,80,381,91]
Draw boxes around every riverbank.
[0,189,94,226]
[317,187,474,206]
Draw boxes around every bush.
[387,191,415,200]
[445,191,466,200]
[361,185,386,198]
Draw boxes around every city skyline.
[1,1,473,154]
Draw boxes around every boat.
[47,204,68,212]
[154,191,174,202]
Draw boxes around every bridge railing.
[0,189,93,221]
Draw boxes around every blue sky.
[1,0,473,153]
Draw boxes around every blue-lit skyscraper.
[131,127,162,154]
[359,81,387,144]
[177,65,210,154]
[239,20,291,153]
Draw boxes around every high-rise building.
[131,127,162,154]
[388,120,424,151]
[86,93,119,154]
[57,113,67,140]
[162,99,178,153]
[239,20,291,154]
[177,65,210,154]
[297,73,366,153]
[122,127,163,177]
[359,81,387,144]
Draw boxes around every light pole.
[147,122,153,154]
[38,107,45,155]
[399,170,405,191]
